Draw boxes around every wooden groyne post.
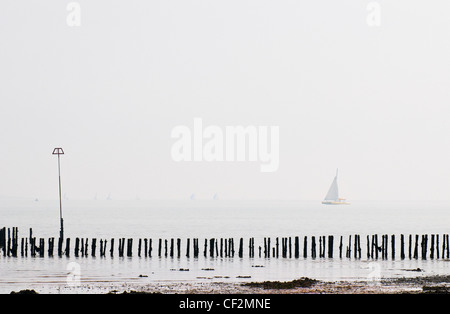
[2,228,450,262]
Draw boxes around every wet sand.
[106,276,448,294]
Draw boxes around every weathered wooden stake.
[58,238,63,257]
[75,238,80,257]
[400,234,405,260]
[289,237,292,258]
[194,239,198,258]
[239,238,243,258]
[347,235,352,259]
[110,238,114,257]
[391,235,395,259]
[413,235,419,259]
[209,238,214,257]
[304,236,308,258]
[420,235,425,259]
[86,238,91,257]
[81,238,85,257]
[92,238,97,257]
[436,235,439,259]
[311,236,316,258]
[224,238,228,257]
[367,235,370,259]
[430,235,435,259]
[442,234,450,258]
[127,239,133,257]
[186,238,190,257]
[274,237,280,258]
[319,236,322,258]
[409,234,412,259]
[149,239,152,257]
[39,238,44,258]
[65,238,70,257]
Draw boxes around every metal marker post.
[52,148,65,240]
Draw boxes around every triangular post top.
[52,148,64,155]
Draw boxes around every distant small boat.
[322,169,350,205]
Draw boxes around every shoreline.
[8,275,450,294]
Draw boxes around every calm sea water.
[0,200,449,293]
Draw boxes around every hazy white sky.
[0,1,449,201]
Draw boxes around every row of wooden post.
[1,228,449,260]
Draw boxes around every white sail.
[323,170,339,201]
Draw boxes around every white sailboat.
[322,169,350,205]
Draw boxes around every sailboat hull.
[322,201,350,205]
